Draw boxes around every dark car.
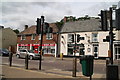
[0,48,10,56]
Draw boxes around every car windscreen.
[28,50,34,53]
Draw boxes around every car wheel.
[29,56,33,60]
[16,54,20,58]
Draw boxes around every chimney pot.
[25,25,28,30]
[63,17,67,23]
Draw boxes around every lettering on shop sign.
[18,44,55,46]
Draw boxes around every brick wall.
[17,34,58,44]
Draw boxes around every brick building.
[17,23,59,57]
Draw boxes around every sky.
[0,0,120,31]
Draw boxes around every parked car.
[16,49,40,60]
[0,48,10,56]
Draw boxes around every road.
[2,55,120,79]
[2,55,107,75]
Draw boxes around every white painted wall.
[60,30,120,58]
[98,31,109,57]
[60,34,68,55]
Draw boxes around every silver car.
[16,49,40,60]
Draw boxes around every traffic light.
[77,34,81,43]
[100,10,108,31]
[47,27,53,33]
[43,23,49,33]
[103,35,110,42]
[112,33,116,41]
[71,34,74,43]
[36,18,41,34]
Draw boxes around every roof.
[60,18,101,33]
[0,28,17,35]
[18,23,58,35]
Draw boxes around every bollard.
[9,52,13,67]
[25,54,29,69]
[72,57,77,77]
[60,53,63,60]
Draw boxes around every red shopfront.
[17,44,56,55]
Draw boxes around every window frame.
[39,34,41,40]
[21,35,26,40]
[31,34,36,40]
[92,33,98,42]
[46,33,53,40]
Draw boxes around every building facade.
[60,18,120,60]
[17,24,59,57]
[0,27,17,52]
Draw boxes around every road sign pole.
[72,33,77,77]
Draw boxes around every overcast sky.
[0,0,120,31]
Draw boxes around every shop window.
[46,33,53,40]
[21,35,26,40]
[42,46,55,54]
[31,34,36,40]
[18,46,27,50]
[80,48,85,55]
[51,46,55,54]
[51,49,55,53]
[114,44,120,60]
[68,48,73,55]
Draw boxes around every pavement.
[1,56,120,80]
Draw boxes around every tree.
[13,29,19,34]
[55,21,64,30]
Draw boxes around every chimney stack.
[24,25,28,30]
[63,17,67,23]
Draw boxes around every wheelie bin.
[80,55,94,77]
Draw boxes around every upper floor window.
[68,34,74,43]
[46,33,53,40]
[21,35,26,40]
[92,33,98,42]
[31,34,36,40]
